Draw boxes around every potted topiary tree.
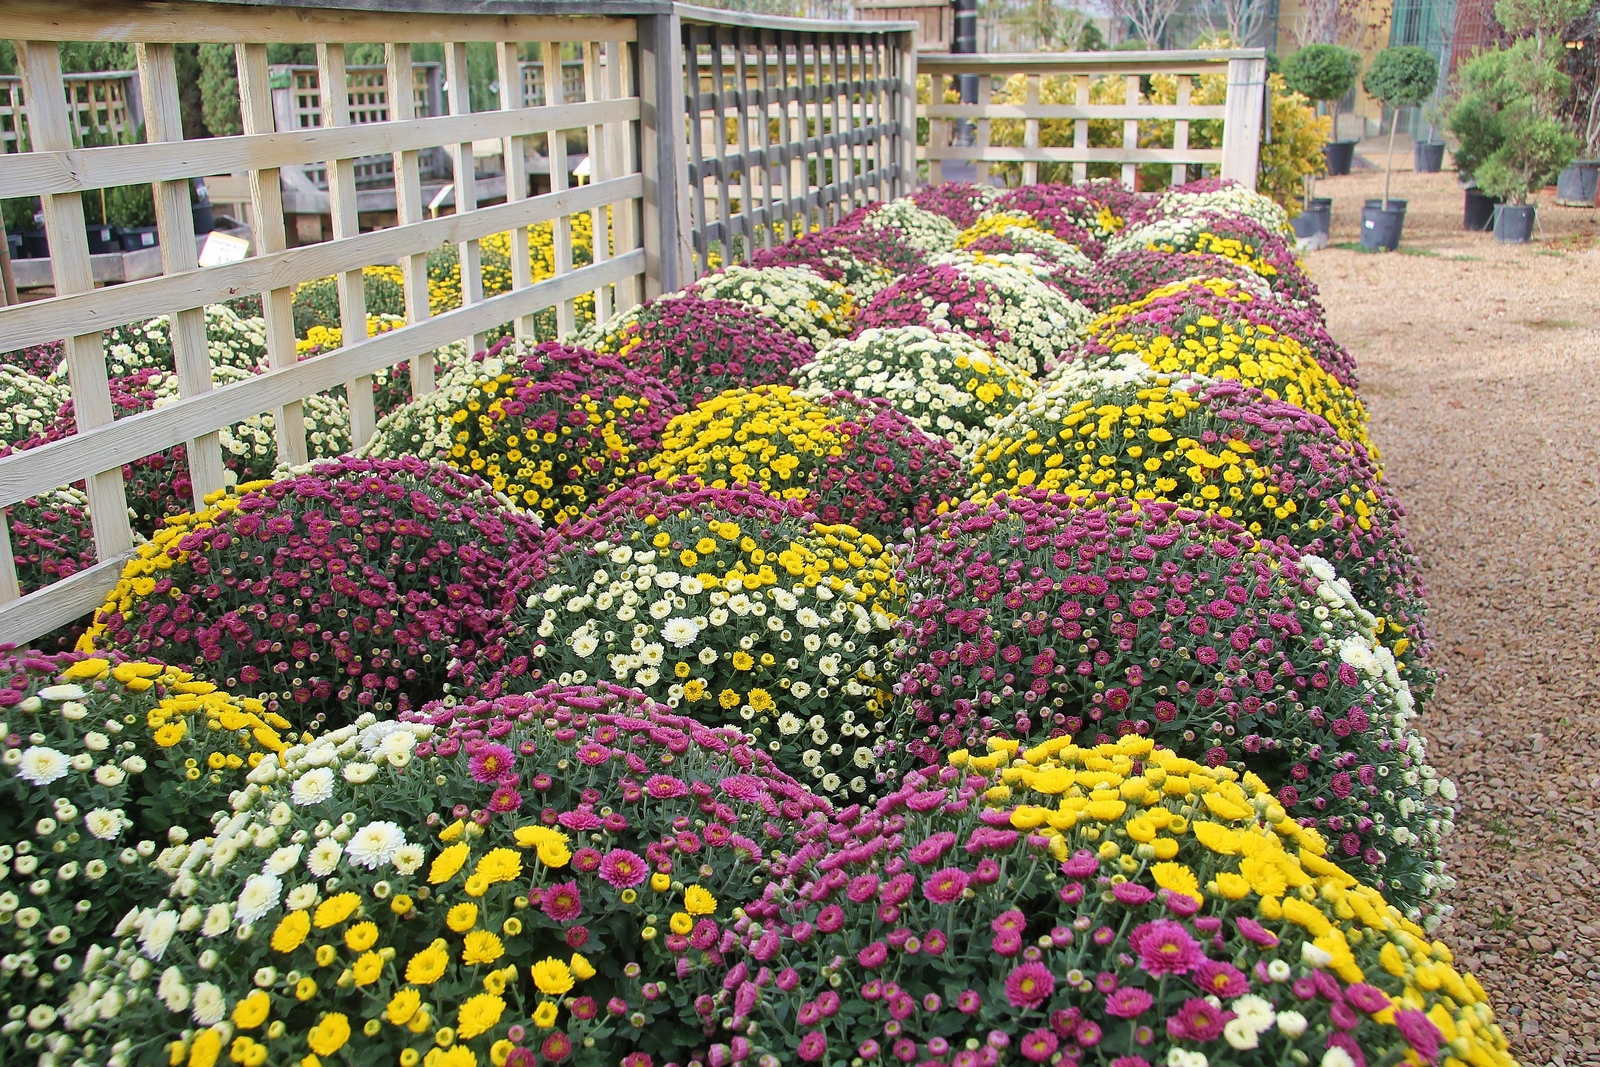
[1414,100,1448,171]
[1447,48,1514,229]
[1282,43,1362,174]
[1360,45,1439,250]
[1477,102,1578,240]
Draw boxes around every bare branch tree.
[1123,0,1186,45]
[1206,0,1273,46]
[1291,0,1356,46]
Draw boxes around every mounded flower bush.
[81,457,547,733]
[489,481,906,797]
[646,386,965,542]
[853,256,1094,376]
[967,371,1430,675]
[953,213,1096,278]
[688,266,856,345]
[794,327,1037,449]
[1153,179,1294,236]
[887,491,1452,905]
[9,487,98,596]
[20,685,833,1067]
[1056,248,1275,315]
[745,234,901,302]
[1068,279,1369,445]
[842,198,962,255]
[979,186,1118,252]
[575,295,815,407]
[0,652,290,1032]
[909,181,1005,229]
[1105,213,1318,306]
[362,341,680,526]
[47,304,268,384]
[0,365,67,449]
[1078,277,1358,390]
[685,735,1506,1067]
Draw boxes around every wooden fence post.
[14,40,134,566]
[1221,55,1267,192]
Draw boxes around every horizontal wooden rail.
[923,104,1227,121]
[0,174,642,351]
[923,146,1225,164]
[0,252,644,513]
[0,97,636,199]
[0,556,132,648]
[915,49,1259,74]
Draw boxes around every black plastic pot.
[1364,198,1407,218]
[120,226,159,251]
[1292,201,1332,243]
[85,222,118,255]
[1463,188,1499,231]
[1555,161,1599,207]
[192,200,215,234]
[1493,204,1536,243]
[1360,202,1405,251]
[1323,140,1358,176]
[5,233,19,261]
[18,230,48,258]
[1413,142,1446,173]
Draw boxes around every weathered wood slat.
[0,252,645,512]
[920,145,1224,164]
[0,97,637,199]
[922,103,1227,121]
[0,176,640,352]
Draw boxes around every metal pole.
[952,0,977,146]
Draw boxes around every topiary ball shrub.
[1069,279,1367,433]
[853,256,1094,375]
[968,371,1430,675]
[29,686,832,1067]
[1105,212,1319,306]
[688,735,1505,1067]
[81,456,547,734]
[909,179,1006,228]
[646,385,966,542]
[794,326,1037,449]
[1056,247,1277,314]
[688,265,856,344]
[363,341,681,527]
[576,295,815,406]
[490,482,906,798]
[887,490,1452,905]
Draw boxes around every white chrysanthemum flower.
[140,909,181,960]
[572,633,600,658]
[305,835,342,881]
[95,763,127,787]
[345,820,406,870]
[342,762,378,784]
[157,966,190,1013]
[1276,1009,1307,1037]
[391,842,426,876]
[190,982,226,1025]
[264,844,302,876]
[290,767,336,806]
[235,872,283,925]
[84,807,128,841]
[661,617,701,647]
[200,903,231,938]
[285,883,319,911]
[17,746,70,786]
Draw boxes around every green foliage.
[1363,46,1440,108]
[1493,0,1589,38]
[291,268,409,336]
[1281,43,1360,104]
[1078,22,1107,49]
[2,198,36,235]
[197,44,244,137]
[1448,49,1517,177]
[1474,102,1580,203]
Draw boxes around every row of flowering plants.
[0,178,1503,1067]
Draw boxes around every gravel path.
[1307,168,1600,1067]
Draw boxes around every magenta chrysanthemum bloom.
[1345,982,1394,1014]
[486,784,522,813]
[956,990,983,1014]
[922,867,969,904]
[468,743,515,783]
[598,848,648,888]
[1393,1009,1443,1063]
[1111,881,1155,907]
[1018,1030,1058,1063]
[1166,998,1234,1042]
[1194,959,1250,998]
[1003,961,1055,1009]
[857,941,890,969]
[1111,1058,1153,1067]
[540,881,583,923]
[1128,919,1206,976]
[1105,987,1154,1019]
[1235,915,1279,947]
